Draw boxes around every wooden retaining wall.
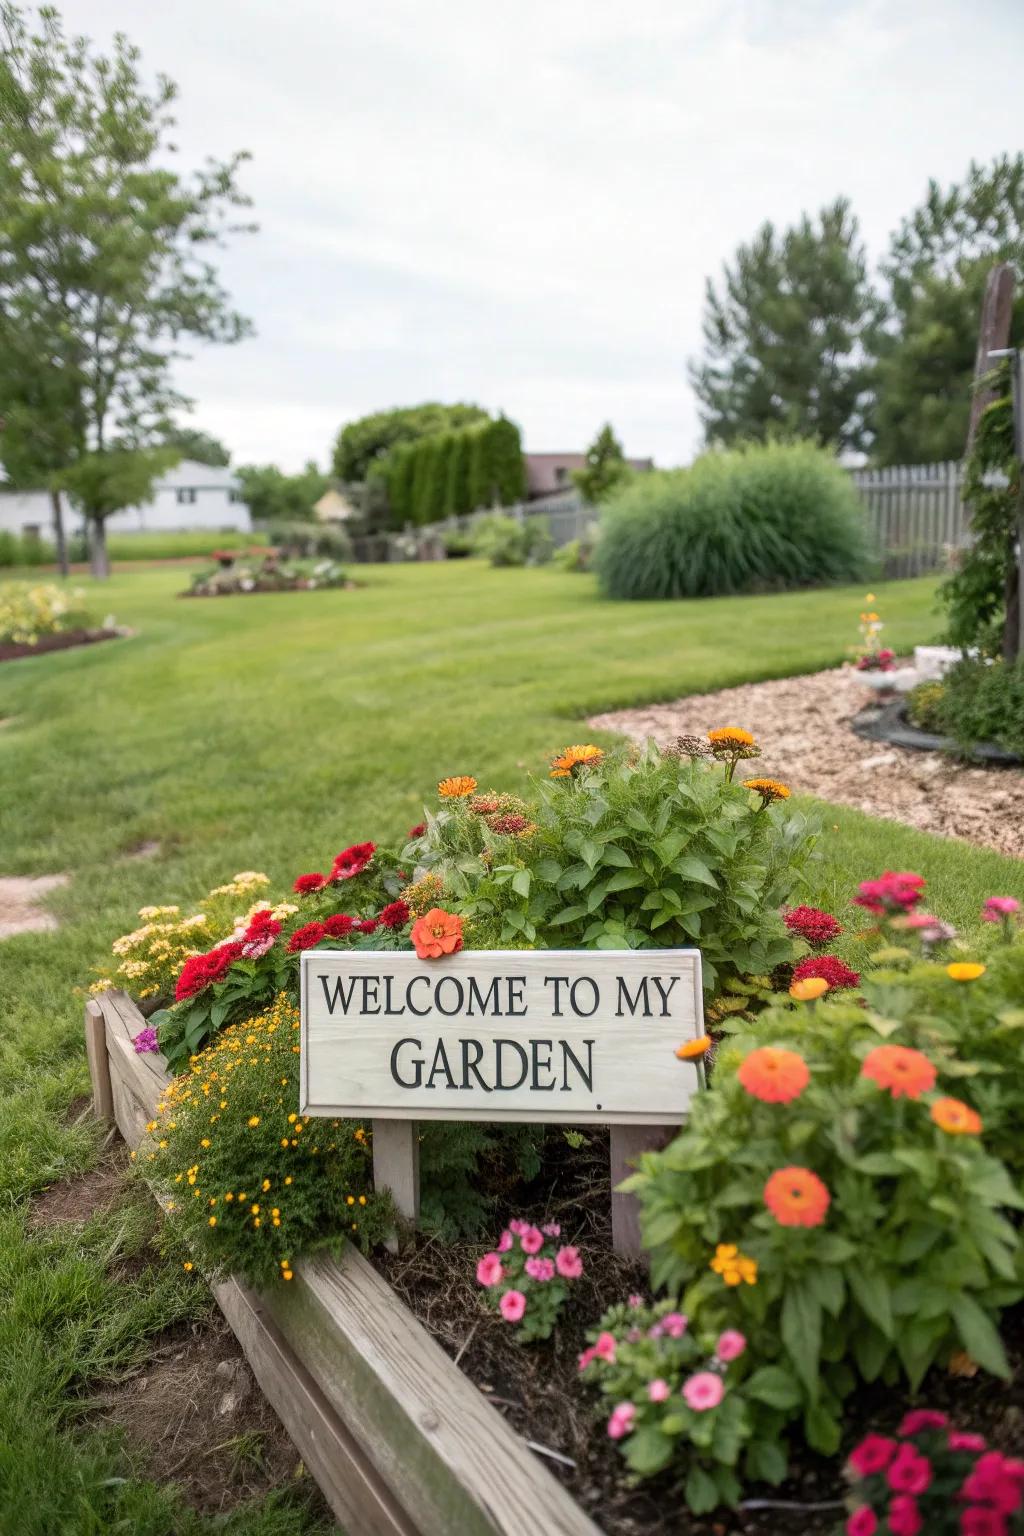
[85,992,601,1536]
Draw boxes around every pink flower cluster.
[475,1219,583,1336]
[982,896,1021,933]
[846,1411,1024,1536]
[854,870,926,916]
[132,1025,159,1054]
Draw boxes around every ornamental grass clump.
[475,1219,583,1340]
[143,994,390,1285]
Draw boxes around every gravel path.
[589,666,1024,860]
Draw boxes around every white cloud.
[53,0,1024,469]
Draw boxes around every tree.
[162,426,231,467]
[872,157,1024,465]
[572,423,632,503]
[61,447,176,573]
[236,461,328,523]
[332,403,489,482]
[690,198,874,453]
[0,3,253,575]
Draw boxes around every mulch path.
[589,665,1024,860]
[0,627,121,663]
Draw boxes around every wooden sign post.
[300,948,705,1255]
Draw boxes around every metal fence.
[849,461,966,580]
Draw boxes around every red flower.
[846,1511,878,1536]
[888,1496,923,1536]
[322,913,355,938]
[899,1409,948,1437]
[287,921,326,952]
[331,842,375,881]
[411,908,463,959]
[961,1511,1009,1536]
[784,905,843,947]
[407,823,426,840]
[355,918,379,934]
[849,1434,898,1477]
[293,872,327,894]
[174,942,244,1002]
[246,908,278,932]
[962,1453,1024,1516]
[792,955,860,990]
[378,900,410,930]
[854,871,926,915]
[886,1447,933,1496]
[240,911,281,958]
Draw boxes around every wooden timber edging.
[87,990,602,1536]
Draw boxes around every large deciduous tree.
[690,198,874,453]
[872,156,1024,466]
[0,3,253,576]
[161,426,231,467]
[236,461,328,523]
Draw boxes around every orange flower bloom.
[438,775,477,798]
[763,1166,831,1228]
[861,1044,936,1100]
[549,744,604,778]
[931,1097,982,1135]
[676,1034,711,1061]
[742,777,791,802]
[737,1046,810,1104]
[946,962,986,982]
[410,908,463,959]
[790,976,829,1002]
[710,1243,758,1286]
[708,727,755,748]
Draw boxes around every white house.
[0,459,251,540]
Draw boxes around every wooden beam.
[84,998,114,1123]
[965,262,1015,462]
[609,1123,674,1257]
[372,1118,420,1253]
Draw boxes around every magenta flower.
[848,1434,898,1477]
[886,1447,932,1496]
[886,1496,923,1536]
[898,1409,948,1436]
[846,1510,878,1536]
[476,1252,505,1288]
[542,1221,561,1237]
[593,1331,616,1364]
[961,1451,1024,1515]
[524,1256,555,1282]
[555,1244,583,1279]
[499,1289,527,1323]
[496,1229,513,1253]
[715,1329,746,1362]
[648,1378,670,1403]
[606,1402,636,1441]
[241,931,276,959]
[961,1509,1010,1536]
[982,896,1021,921]
[519,1225,544,1254]
[662,1311,688,1339]
[682,1372,724,1411]
[948,1432,988,1453]
[133,1026,159,1055]
[854,870,926,915]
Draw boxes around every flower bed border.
[84,990,601,1536]
[0,627,121,663]
[851,698,1023,767]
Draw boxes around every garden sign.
[300,948,705,1254]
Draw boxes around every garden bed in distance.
[590,664,1024,859]
[0,626,121,662]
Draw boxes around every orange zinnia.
[861,1044,936,1101]
[438,775,477,798]
[742,777,791,802]
[790,976,829,1002]
[708,727,755,748]
[737,1046,810,1104]
[410,908,463,959]
[930,1097,982,1135]
[763,1167,830,1228]
[549,744,604,779]
[676,1034,711,1061]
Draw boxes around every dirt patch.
[28,1145,132,1230]
[123,839,162,861]
[0,872,71,938]
[87,1315,326,1518]
[0,627,121,663]
[589,665,1024,859]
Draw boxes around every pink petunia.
[593,1331,617,1364]
[849,1434,898,1477]
[899,1409,948,1437]
[960,1508,1009,1536]
[524,1256,555,1282]
[542,1221,562,1237]
[508,1218,528,1236]
[606,1403,636,1441]
[887,1498,923,1536]
[715,1329,746,1362]
[499,1289,527,1323]
[961,1453,1024,1516]
[555,1244,583,1279]
[846,1509,878,1536]
[627,1293,644,1309]
[887,1447,932,1497]
[662,1312,688,1339]
[496,1230,513,1253]
[648,1379,671,1403]
[519,1225,544,1254]
[682,1372,724,1412]
[476,1253,504,1288]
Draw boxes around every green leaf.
[511,869,531,898]
[533,858,562,883]
[684,1465,720,1516]
[674,856,719,888]
[604,868,646,892]
[804,1402,840,1455]
[600,844,633,867]
[548,904,588,925]
[847,1267,893,1338]
[951,1295,1011,1379]
[781,1281,822,1397]
[744,1365,803,1411]
[579,838,600,868]
[745,1438,788,1485]
[624,1425,673,1476]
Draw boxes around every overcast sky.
[55,0,1024,472]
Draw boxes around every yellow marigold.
[743,777,791,802]
[549,744,604,778]
[708,727,755,748]
[790,976,829,1001]
[947,962,986,982]
[438,775,477,798]
[710,1243,758,1287]
[675,1034,712,1061]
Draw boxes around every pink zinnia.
[662,1311,688,1339]
[899,1409,948,1437]
[962,1453,1024,1516]
[716,1329,746,1362]
[555,1245,583,1279]
[846,1510,878,1536]
[887,1447,932,1496]
[682,1372,724,1411]
[242,930,276,959]
[949,1432,988,1453]
[499,1289,526,1323]
[496,1230,513,1253]
[524,1256,555,1282]
[606,1402,636,1441]
[648,1379,670,1403]
[519,1225,544,1254]
[982,896,1021,921]
[849,1435,898,1478]
[476,1253,504,1288]
[854,870,926,915]
[887,1496,923,1536]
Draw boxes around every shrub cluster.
[0,530,53,568]
[594,440,871,601]
[0,580,94,645]
[385,416,526,528]
[908,656,1024,759]
[470,513,553,567]
[185,554,347,597]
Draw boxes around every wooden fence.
[849,461,966,580]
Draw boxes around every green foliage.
[146,994,390,1286]
[690,199,874,453]
[572,424,633,504]
[386,417,527,527]
[595,441,871,601]
[905,679,946,733]
[160,426,231,467]
[259,521,352,559]
[59,447,178,521]
[873,155,1024,466]
[919,655,1024,757]
[471,513,553,567]
[580,1298,789,1507]
[0,529,52,567]
[332,403,489,482]
[415,744,817,995]
[236,462,328,524]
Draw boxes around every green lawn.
[1,562,1022,1532]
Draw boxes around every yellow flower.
[790,976,829,1001]
[208,1216,217,1227]
[282,1269,294,1281]
[947,962,985,982]
[676,1034,712,1061]
[743,777,791,802]
[248,1115,260,1127]
[549,744,603,779]
[708,727,755,748]
[183,1261,193,1272]
[710,1242,758,1286]
[438,775,477,798]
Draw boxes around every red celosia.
[854,871,926,915]
[293,872,327,894]
[287,921,326,952]
[784,905,842,947]
[174,941,244,1001]
[407,823,426,840]
[322,913,355,938]
[488,814,531,835]
[355,918,379,934]
[792,955,860,990]
[331,842,375,881]
[378,900,410,930]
